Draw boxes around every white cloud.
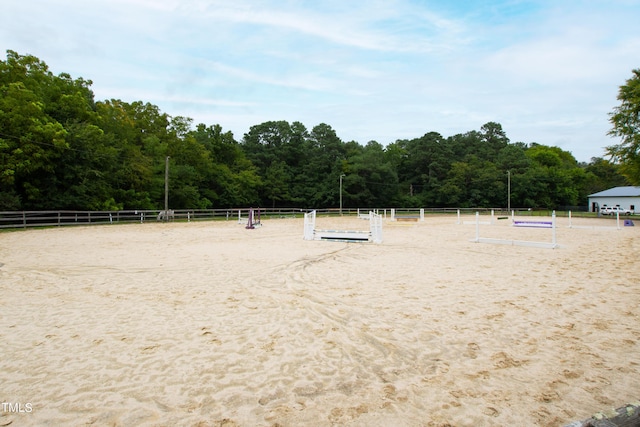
[2,0,639,161]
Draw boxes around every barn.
[587,186,640,213]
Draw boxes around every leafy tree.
[241,120,303,206]
[395,132,452,206]
[95,100,157,209]
[0,52,70,209]
[440,156,503,207]
[2,50,629,212]
[522,145,585,208]
[264,160,291,207]
[303,123,347,207]
[242,120,293,173]
[608,69,640,184]
[191,123,261,207]
[583,157,630,194]
[345,141,398,207]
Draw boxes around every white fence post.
[552,211,557,248]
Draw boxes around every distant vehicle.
[600,205,632,215]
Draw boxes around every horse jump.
[473,211,557,249]
[459,209,495,225]
[303,210,383,243]
[568,210,622,230]
[390,208,424,222]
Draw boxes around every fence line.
[0,208,310,230]
[0,207,593,230]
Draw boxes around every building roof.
[588,186,640,198]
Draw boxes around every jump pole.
[245,208,254,229]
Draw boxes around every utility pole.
[164,156,169,222]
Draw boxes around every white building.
[588,186,640,213]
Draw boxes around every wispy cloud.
[2,0,639,161]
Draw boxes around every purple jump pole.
[246,208,254,229]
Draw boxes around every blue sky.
[2,0,639,162]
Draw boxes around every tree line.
[0,50,632,212]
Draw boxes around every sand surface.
[1,213,639,426]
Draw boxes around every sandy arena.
[1,213,639,426]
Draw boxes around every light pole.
[339,174,345,216]
[507,170,511,213]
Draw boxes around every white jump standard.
[303,210,383,243]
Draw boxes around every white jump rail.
[304,210,383,243]
[472,211,557,249]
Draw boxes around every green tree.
[395,132,452,206]
[191,123,261,207]
[584,157,630,194]
[264,160,291,208]
[241,120,304,206]
[521,145,586,208]
[346,141,398,207]
[95,100,157,209]
[608,69,640,184]
[0,69,69,208]
[440,156,503,208]
[304,124,348,207]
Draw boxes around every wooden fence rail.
[0,207,590,230]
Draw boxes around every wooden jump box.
[564,401,640,427]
